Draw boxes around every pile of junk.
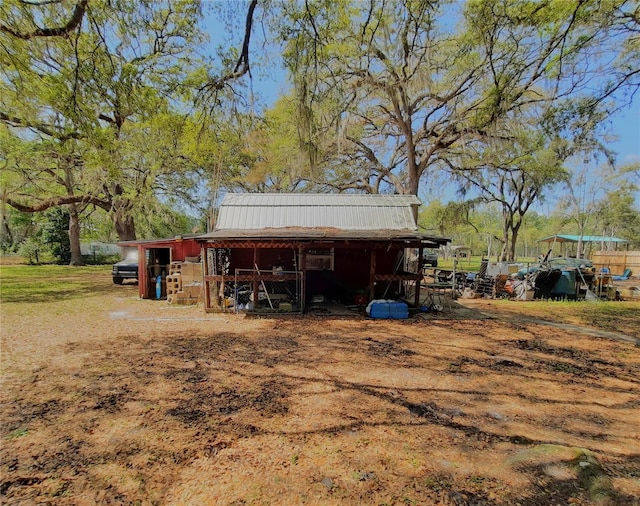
[458,254,620,301]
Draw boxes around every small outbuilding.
[196,193,450,313]
[119,236,202,300]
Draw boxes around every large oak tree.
[1,0,259,263]
[276,0,639,219]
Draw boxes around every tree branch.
[0,111,81,141]
[5,194,110,213]
[0,0,88,39]
[199,0,258,95]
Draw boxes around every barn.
[196,193,449,313]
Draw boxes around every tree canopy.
[1,0,258,262]
[1,0,638,262]
[275,0,637,197]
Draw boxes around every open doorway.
[144,247,172,299]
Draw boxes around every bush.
[18,237,44,264]
[42,208,71,264]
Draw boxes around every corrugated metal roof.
[216,193,421,231]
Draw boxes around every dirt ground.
[1,274,640,505]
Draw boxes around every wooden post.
[415,244,424,308]
[138,245,146,299]
[369,249,377,301]
[624,251,628,274]
[252,247,260,307]
[299,246,306,312]
[255,263,273,309]
[202,244,212,312]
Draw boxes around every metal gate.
[233,268,303,314]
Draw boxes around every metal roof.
[538,235,628,243]
[215,193,422,231]
[198,227,449,246]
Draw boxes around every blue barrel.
[156,275,162,299]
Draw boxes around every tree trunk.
[0,200,12,251]
[407,166,419,224]
[113,211,136,241]
[500,208,511,262]
[68,203,84,265]
[508,229,517,262]
[499,243,508,262]
[507,217,524,262]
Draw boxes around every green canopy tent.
[537,235,628,257]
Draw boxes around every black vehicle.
[517,256,594,276]
[422,249,438,267]
[112,248,139,284]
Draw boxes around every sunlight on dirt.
[1,280,639,505]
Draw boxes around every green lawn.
[0,264,114,304]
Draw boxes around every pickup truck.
[422,250,438,268]
[112,248,139,284]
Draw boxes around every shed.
[196,193,450,313]
[118,236,201,299]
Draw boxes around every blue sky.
[609,103,640,166]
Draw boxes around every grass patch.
[573,303,640,336]
[0,264,114,304]
[6,427,29,440]
[487,298,640,339]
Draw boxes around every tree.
[278,0,476,199]
[620,160,640,185]
[220,96,319,192]
[1,0,261,259]
[1,0,88,39]
[594,177,640,248]
[2,1,204,258]
[451,117,569,261]
[419,199,479,238]
[276,0,638,219]
[556,154,612,257]
[42,207,71,264]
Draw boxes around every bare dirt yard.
[1,267,639,505]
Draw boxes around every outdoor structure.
[591,250,640,277]
[123,236,201,299]
[538,234,628,255]
[197,193,450,313]
[537,234,637,277]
